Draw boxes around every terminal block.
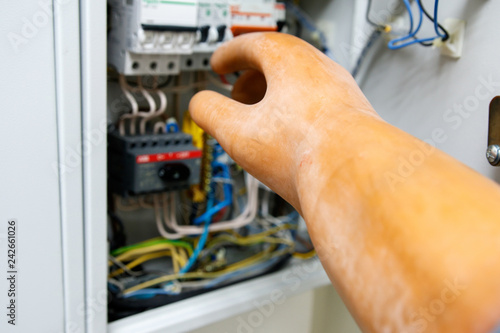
[108,131,202,196]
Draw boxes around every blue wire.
[125,176,215,299]
[180,219,210,274]
[433,0,446,39]
[123,288,176,298]
[123,219,212,299]
[193,161,232,225]
[388,0,446,50]
[388,0,424,50]
[403,0,414,35]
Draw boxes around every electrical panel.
[108,131,202,196]
[105,0,318,325]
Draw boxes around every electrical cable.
[108,256,142,277]
[164,173,259,236]
[118,75,140,135]
[388,0,449,49]
[131,195,213,298]
[416,0,449,46]
[175,181,215,276]
[111,238,193,257]
[293,249,317,260]
[154,193,185,240]
[139,87,167,134]
[179,218,211,274]
[122,245,286,296]
[112,244,187,264]
[387,0,420,50]
[365,0,387,31]
[193,161,233,224]
[108,254,291,322]
[109,250,175,278]
[431,0,448,40]
[204,255,284,289]
[154,121,166,134]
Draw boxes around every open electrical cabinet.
[1,0,499,332]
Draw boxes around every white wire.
[153,121,166,134]
[259,188,286,227]
[108,278,125,292]
[118,75,169,136]
[212,177,234,185]
[108,255,142,276]
[154,194,184,240]
[137,77,157,135]
[159,173,259,237]
[140,89,168,134]
[178,279,213,290]
[119,75,140,135]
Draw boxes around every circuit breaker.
[108,131,202,196]
[108,0,285,75]
[229,0,285,36]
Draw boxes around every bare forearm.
[297,115,500,332]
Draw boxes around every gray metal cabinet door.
[0,1,66,332]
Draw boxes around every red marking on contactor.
[136,150,202,164]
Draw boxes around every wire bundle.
[109,204,314,300]
[387,0,449,49]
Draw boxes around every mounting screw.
[486,145,500,166]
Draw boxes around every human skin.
[189,32,500,332]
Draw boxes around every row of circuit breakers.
[108,0,286,197]
[108,0,286,75]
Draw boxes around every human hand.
[189,32,380,213]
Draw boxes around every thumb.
[189,90,254,160]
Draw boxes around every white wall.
[361,0,500,180]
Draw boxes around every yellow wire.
[109,245,192,278]
[207,224,296,249]
[110,243,186,275]
[109,251,173,278]
[178,248,189,266]
[117,225,300,294]
[123,246,292,295]
[208,235,294,248]
[114,243,192,262]
[293,250,317,260]
[171,246,180,273]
